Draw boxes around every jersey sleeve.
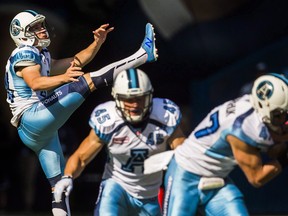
[242,114,273,151]
[229,109,273,151]
[151,98,182,133]
[11,45,42,67]
[89,101,118,143]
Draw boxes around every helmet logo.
[256,80,273,100]
[10,19,21,36]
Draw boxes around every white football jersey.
[175,94,274,178]
[89,98,181,199]
[5,45,51,127]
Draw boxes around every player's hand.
[93,24,114,44]
[54,176,73,203]
[63,62,84,82]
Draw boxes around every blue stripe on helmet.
[24,10,38,16]
[127,68,139,89]
[269,72,288,85]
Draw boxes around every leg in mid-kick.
[85,23,158,91]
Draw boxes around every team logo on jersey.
[113,136,129,144]
[256,80,273,100]
[122,149,149,173]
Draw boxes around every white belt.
[198,177,225,190]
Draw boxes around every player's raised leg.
[87,23,158,90]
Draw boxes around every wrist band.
[61,175,73,179]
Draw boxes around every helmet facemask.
[265,108,288,134]
[115,92,153,124]
[25,14,50,48]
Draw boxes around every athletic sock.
[52,192,70,216]
[89,48,147,89]
[49,175,71,216]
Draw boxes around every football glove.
[54,175,73,203]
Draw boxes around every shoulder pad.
[151,98,182,127]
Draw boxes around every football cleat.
[141,23,158,62]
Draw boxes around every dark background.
[1,0,288,214]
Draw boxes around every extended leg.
[87,23,158,90]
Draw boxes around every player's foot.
[141,23,158,62]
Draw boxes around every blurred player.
[53,68,185,216]
[5,9,158,216]
[160,73,288,215]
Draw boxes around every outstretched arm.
[51,24,114,75]
[73,24,114,67]
[54,129,104,203]
[64,129,104,179]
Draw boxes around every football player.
[162,73,288,216]
[5,9,158,216]
[54,68,186,215]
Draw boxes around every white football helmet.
[10,10,50,48]
[112,68,153,123]
[251,73,288,132]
